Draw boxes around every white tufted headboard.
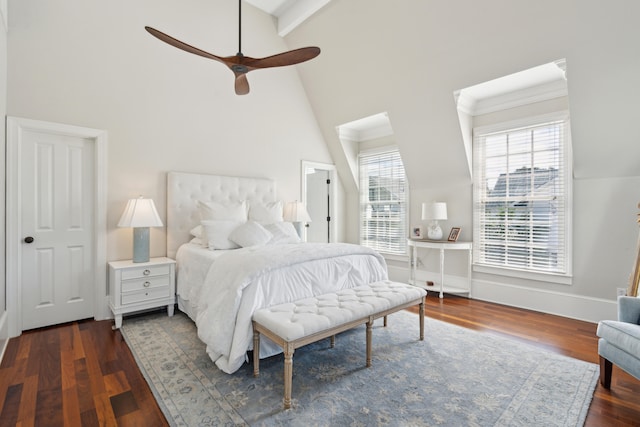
[166,172,276,259]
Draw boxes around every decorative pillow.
[190,225,203,238]
[264,222,301,244]
[249,201,283,224]
[189,237,203,246]
[229,221,273,248]
[197,200,248,221]
[201,220,243,250]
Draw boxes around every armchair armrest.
[618,296,640,324]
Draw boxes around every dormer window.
[456,60,572,282]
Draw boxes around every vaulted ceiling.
[277,0,640,194]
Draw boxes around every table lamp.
[422,202,447,240]
[283,201,312,238]
[118,196,163,262]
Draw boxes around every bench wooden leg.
[253,327,260,377]
[330,335,335,348]
[283,342,294,409]
[419,297,425,341]
[366,319,372,367]
[383,315,388,327]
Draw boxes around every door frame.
[6,117,108,337]
[301,160,337,243]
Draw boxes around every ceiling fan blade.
[145,26,228,64]
[235,73,250,95]
[246,47,321,69]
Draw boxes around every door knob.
[24,236,34,244]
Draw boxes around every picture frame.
[411,225,425,240]
[447,227,461,242]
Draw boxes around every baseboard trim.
[388,265,617,324]
[472,278,616,323]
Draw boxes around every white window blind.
[359,148,408,255]
[473,115,570,275]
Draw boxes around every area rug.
[120,310,598,426]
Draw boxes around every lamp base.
[292,222,304,239]
[427,223,443,240]
[132,227,150,263]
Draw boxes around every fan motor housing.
[232,64,249,73]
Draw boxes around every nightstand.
[108,257,176,329]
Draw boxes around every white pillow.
[197,200,248,221]
[264,222,301,244]
[201,220,243,250]
[189,237,203,245]
[249,201,283,224]
[229,221,273,248]
[190,225,203,238]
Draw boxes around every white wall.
[6,0,333,264]
[5,0,640,325]
[286,0,640,321]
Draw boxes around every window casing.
[359,148,408,255]
[473,113,571,278]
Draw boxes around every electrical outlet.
[617,287,627,297]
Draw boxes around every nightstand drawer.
[121,285,171,305]
[121,275,170,293]
[121,264,172,281]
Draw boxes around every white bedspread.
[175,243,228,319]
[193,243,388,374]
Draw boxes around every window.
[359,148,408,255]
[473,113,571,277]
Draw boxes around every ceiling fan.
[145,0,320,95]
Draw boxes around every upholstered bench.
[252,280,427,409]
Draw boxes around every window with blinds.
[473,113,571,275]
[359,148,408,255]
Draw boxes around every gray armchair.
[596,296,640,388]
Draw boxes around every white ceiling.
[245,0,330,36]
[245,0,294,15]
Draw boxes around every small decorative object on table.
[422,202,448,240]
[411,225,424,239]
[448,227,461,242]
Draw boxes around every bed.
[167,172,389,374]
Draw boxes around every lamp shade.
[117,197,163,228]
[422,202,448,221]
[283,201,312,222]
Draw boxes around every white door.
[7,117,108,334]
[306,169,330,242]
[302,161,337,243]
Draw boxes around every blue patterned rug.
[120,310,597,426]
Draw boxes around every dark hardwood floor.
[0,318,168,426]
[1,295,639,426]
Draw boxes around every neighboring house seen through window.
[473,113,571,277]
[359,148,408,255]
